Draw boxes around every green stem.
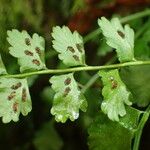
[120,9,150,23]
[81,55,117,93]
[84,29,101,43]
[135,19,150,39]
[133,104,150,150]
[84,9,150,43]
[2,60,150,78]
[81,73,99,93]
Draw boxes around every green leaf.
[0,77,32,123]
[119,106,142,131]
[0,55,7,75]
[120,65,150,107]
[49,73,87,123]
[52,26,86,66]
[88,108,141,150]
[7,29,46,72]
[33,120,63,150]
[99,69,132,121]
[98,17,135,62]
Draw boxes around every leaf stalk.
[2,60,150,78]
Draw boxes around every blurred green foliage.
[34,120,63,150]
[0,0,43,53]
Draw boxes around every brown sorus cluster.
[64,77,71,85]
[8,91,16,100]
[32,59,40,66]
[24,50,34,56]
[22,88,27,102]
[25,38,31,46]
[11,82,22,90]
